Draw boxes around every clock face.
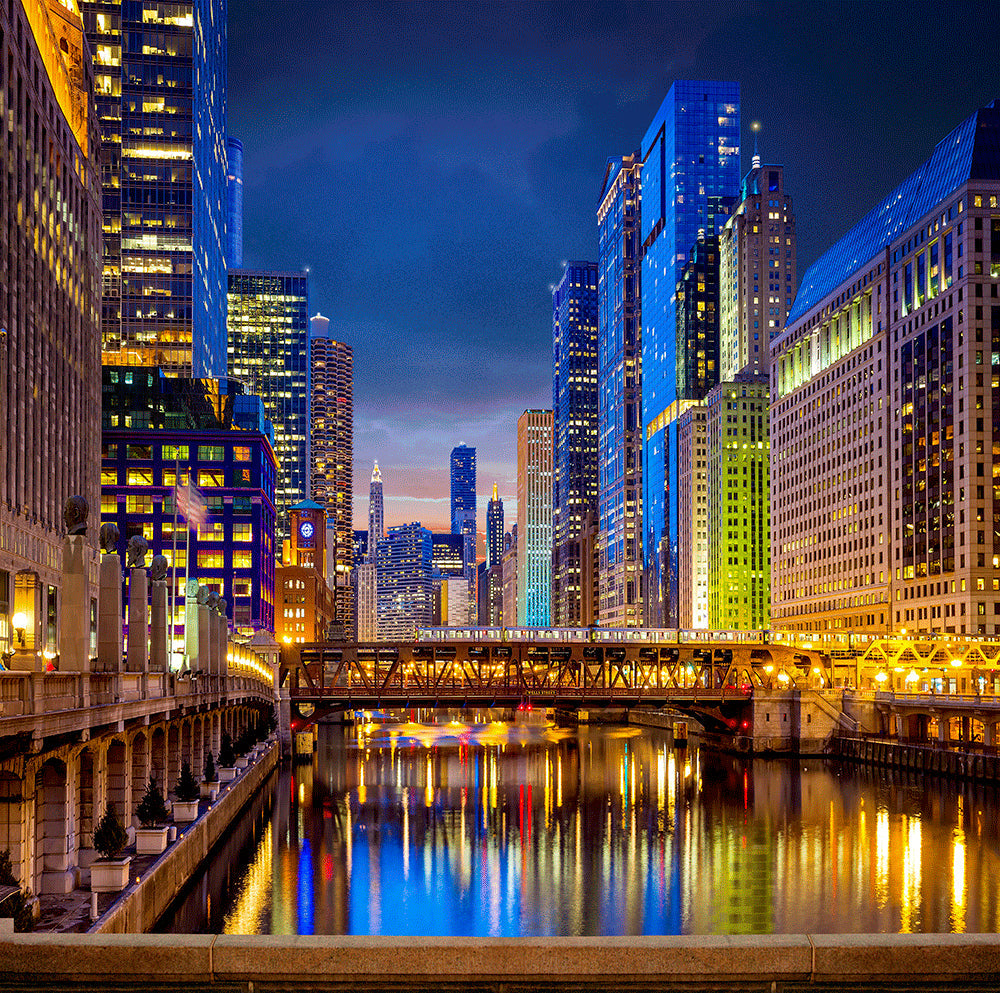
[299,520,315,540]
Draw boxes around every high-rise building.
[771,101,1000,637]
[640,80,740,627]
[597,152,643,628]
[517,410,554,626]
[0,0,102,659]
[502,525,518,628]
[706,375,770,629]
[720,158,797,379]
[376,523,433,640]
[227,270,310,542]
[227,136,244,268]
[81,0,228,377]
[678,406,708,629]
[309,314,354,633]
[450,444,476,569]
[487,484,504,569]
[552,262,599,627]
[431,533,465,576]
[368,463,384,562]
[276,501,336,645]
[356,561,377,642]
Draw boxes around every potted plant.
[90,802,131,892]
[218,732,237,782]
[234,730,251,769]
[200,752,220,800]
[134,778,170,855]
[172,761,200,822]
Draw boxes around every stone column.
[184,579,200,673]
[60,535,90,671]
[938,716,949,743]
[149,555,169,673]
[126,567,149,673]
[198,599,211,675]
[97,529,123,673]
[984,723,997,747]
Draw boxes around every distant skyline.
[227,0,1000,531]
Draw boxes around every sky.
[227,0,1000,536]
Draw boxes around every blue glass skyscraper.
[450,444,477,568]
[640,81,740,627]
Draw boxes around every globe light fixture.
[10,612,28,647]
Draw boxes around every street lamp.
[10,612,28,647]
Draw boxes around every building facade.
[0,0,103,659]
[309,315,354,633]
[101,369,277,641]
[640,80,740,627]
[597,152,643,628]
[275,500,335,645]
[771,101,1000,637]
[517,410,554,626]
[706,375,770,630]
[450,444,476,571]
[367,463,384,561]
[376,523,433,640]
[227,270,310,543]
[81,0,228,377]
[552,262,599,627]
[487,483,504,570]
[356,561,377,642]
[677,406,708,628]
[226,136,243,268]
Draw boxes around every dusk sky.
[227,1,999,537]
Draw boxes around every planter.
[171,799,200,823]
[234,756,249,770]
[135,826,169,856]
[218,767,237,783]
[200,780,220,799]
[90,857,132,893]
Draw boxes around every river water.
[158,714,1000,935]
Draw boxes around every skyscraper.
[227,270,310,542]
[368,463,384,561]
[81,0,228,377]
[552,262,599,627]
[1,0,102,659]
[772,101,1000,637]
[640,80,740,627]
[517,410,554,626]
[450,444,476,569]
[677,406,708,629]
[487,483,504,570]
[309,314,354,633]
[597,152,643,628]
[376,523,433,640]
[227,136,244,269]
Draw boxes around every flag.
[176,483,206,528]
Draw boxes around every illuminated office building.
[81,0,228,376]
[227,270,309,543]
[368,463,384,561]
[487,483,504,570]
[356,561,377,642]
[276,502,335,645]
[376,523,433,641]
[309,314,354,633]
[771,100,1000,636]
[450,444,476,570]
[517,410,553,626]
[0,0,102,658]
[597,152,643,628]
[640,80,740,626]
[706,375,769,630]
[552,262,599,627]
[227,136,243,268]
[678,406,708,629]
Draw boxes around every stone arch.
[150,726,167,787]
[180,720,193,774]
[76,748,95,853]
[0,771,25,886]
[130,732,149,823]
[34,759,72,895]
[106,739,128,827]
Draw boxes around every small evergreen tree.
[218,732,236,768]
[203,751,217,783]
[93,802,128,860]
[235,729,253,755]
[175,761,200,802]
[0,849,32,932]
[135,777,168,828]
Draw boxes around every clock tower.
[288,500,327,577]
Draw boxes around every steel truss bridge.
[282,630,831,721]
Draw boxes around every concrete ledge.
[1,934,999,987]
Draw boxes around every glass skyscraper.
[640,80,740,626]
[227,136,244,268]
[81,0,228,377]
[227,270,310,543]
[450,444,477,568]
[517,410,553,626]
[552,262,599,627]
[376,523,433,640]
[487,483,504,570]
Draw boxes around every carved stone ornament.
[99,522,120,554]
[126,535,149,568]
[186,578,200,599]
[196,585,210,606]
[218,598,227,617]
[206,591,220,611]
[150,555,169,582]
[63,495,89,536]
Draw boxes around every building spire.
[492,481,498,501]
[371,461,381,484]
[751,120,761,170]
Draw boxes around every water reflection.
[158,715,1000,935]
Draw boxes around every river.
[157,714,1000,934]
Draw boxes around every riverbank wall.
[831,735,1000,781]
[2,933,1000,990]
[91,740,280,934]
